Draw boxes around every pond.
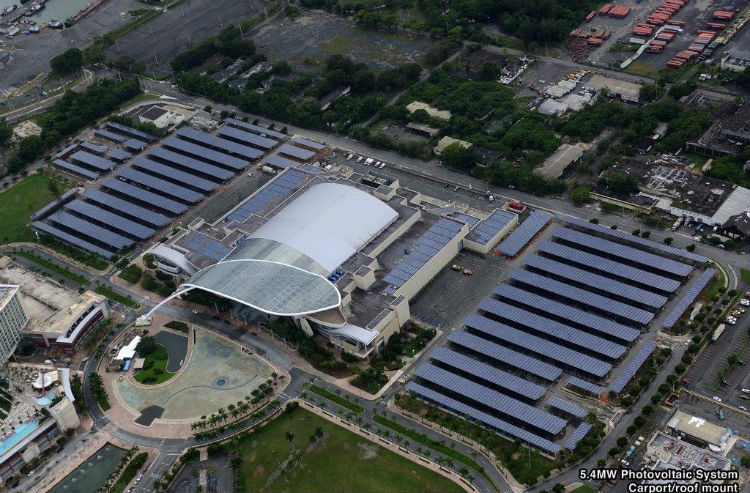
[48,443,128,493]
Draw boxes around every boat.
[1,4,18,16]
[63,16,75,27]
[7,26,19,36]
[28,26,39,32]
[25,2,43,15]
[48,18,62,28]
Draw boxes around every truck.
[671,217,683,231]
[262,165,276,174]
[712,323,726,342]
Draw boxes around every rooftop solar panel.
[65,200,155,240]
[547,397,587,418]
[53,160,99,180]
[162,137,248,170]
[415,363,566,434]
[478,298,627,359]
[94,129,127,143]
[70,151,115,171]
[217,125,277,149]
[265,154,299,169]
[509,270,654,324]
[430,347,546,400]
[448,331,562,381]
[224,169,307,223]
[292,137,325,150]
[464,313,612,378]
[537,241,681,293]
[277,143,315,161]
[181,231,232,262]
[148,147,234,181]
[32,221,114,258]
[610,341,657,393]
[662,269,717,329]
[176,127,263,160]
[523,255,667,309]
[106,121,156,142]
[471,209,517,245]
[492,284,641,343]
[224,118,287,139]
[566,376,604,396]
[553,227,693,277]
[115,168,205,203]
[132,157,218,193]
[48,211,133,250]
[450,212,481,228]
[564,422,592,451]
[406,382,562,454]
[84,189,170,227]
[498,210,552,256]
[100,177,188,215]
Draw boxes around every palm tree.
[284,431,295,451]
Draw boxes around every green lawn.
[11,250,90,285]
[133,343,173,385]
[0,174,70,245]
[235,406,463,493]
[307,384,364,413]
[741,268,750,285]
[94,285,140,308]
[571,486,597,493]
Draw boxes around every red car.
[681,378,690,385]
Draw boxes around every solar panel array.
[116,168,205,203]
[553,227,693,277]
[406,382,562,454]
[523,254,667,309]
[563,215,708,264]
[492,284,640,343]
[508,270,654,325]
[162,137,249,170]
[31,189,77,221]
[566,376,604,396]
[123,138,146,152]
[65,200,155,240]
[132,157,219,193]
[181,231,232,262]
[265,154,300,170]
[107,149,131,162]
[448,331,563,382]
[498,210,552,256]
[70,151,115,171]
[225,169,307,223]
[94,129,127,143]
[278,143,315,161]
[101,177,188,215]
[53,159,99,180]
[84,190,170,227]
[478,298,627,359]
[471,209,517,245]
[176,127,262,160]
[537,241,681,292]
[292,137,325,150]
[662,268,717,328]
[564,422,592,451]
[610,341,657,393]
[217,125,278,149]
[415,364,566,434]
[464,313,612,378]
[224,118,287,139]
[450,212,481,228]
[547,397,586,418]
[382,219,463,290]
[106,121,156,142]
[148,147,234,181]
[33,221,114,258]
[48,211,132,250]
[81,142,106,154]
[430,347,546,400]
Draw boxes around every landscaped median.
[306,384,364,413]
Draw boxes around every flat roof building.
[666,410,730,451]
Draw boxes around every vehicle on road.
[713,396,722,402]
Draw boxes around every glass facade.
[0,289,27,362]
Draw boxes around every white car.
[379,163,386,169]
[346,154,353,160]
[740,299,750,306]
[713,396,722,403]
[727,317,737,325]
[741,406,747,411]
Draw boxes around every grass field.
[94,285,140,308]
[234,406,463,493]
[307,385,364,413]
[12,250,90,285]
[571,486,596,493]
[133,343,173,385]
[0,174,70,245]
[741,268,750,285]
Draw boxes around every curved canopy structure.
[152,183,397,317]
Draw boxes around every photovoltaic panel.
[415,363,566,434]
[537,241,681,293]
[217,125,278,149]
[181,231,232,262]
[292,137,325,150]
[53,160,99,180]
[100,177,188,215]
[148,147,234,181]
[498,210,552,256]
[32,221,114,258]
[406,382,561,454]
[84,190,170,227]
[553,227,693,277]
[566,376,604,396]
[508,270,654,324]
[448,330,562,381]
[48,211,133,250]
[610,341,657,393]
[471,209,517,245]
[94,129,127,143]
[106,121,156,142]
[65,200,155,240]
[224,118,287,139]
[451,212,481,228]
[224,169,307,223]
[70,151,115,171]
[523,254,667,309]
[564,422,592,451]
[108,149,131,162]
[123,138,147,152]
[265,154,299,170]
[31,189,77,221]
[478,298,627,359]
[176,127,263,160]
[278,143,315,161]
[162,137,248,170]
[464,313,612,378]
[80,141,106,154]
[547,397,586,418]
[430,347,546,400]
[662,269,717,329]
[131,157,218,193]
[115,168,205,203]
[492,284,641,343]
[563,215,708,264]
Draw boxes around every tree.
[50,48,84,75]
[440,143,475,170]
[600,171,639,196]
[135,336,159,357]
[742,455,750,468]
[663,237,673,245]
[686,243,696,252]
[639,83,660,102]
[570,186,590,205]
[284,431,295,450]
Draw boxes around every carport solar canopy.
[492,284,641,343]
[225,118,287,139]
[48,211,133,250]
[70,151,115,171]
[53,160,99,180]
[84,189,171,227]
[278,143,315,161]
[33,221,114,258]
[148,147,234,181]
[610,341,657,393]
[523,254,667,309]
[553,227,693,277]
[464,313,612,378]
[94,129,127,143]
[564,422,592,451]
[217,125,278,149]
[508,270,654,325]
[662,268,717,329]
[100,177,188,215]
[292,137,325,150]
[115,168,205,203]
[132,157,219,193]
[547,397,586,418]
[478,298,627,359]
[265,154,300,170]
[566,376,604,396]
[65,200,155,240]
[537,241,681,292]
[497,210,551,256]
[106,121,156,142]
[176,127,263,160]
[162,137,248,170]
[447,331,562,382]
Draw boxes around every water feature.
[0,422,39,456]
[0,0,98,25]
[48,444,128,493]
[35,391,56,407]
